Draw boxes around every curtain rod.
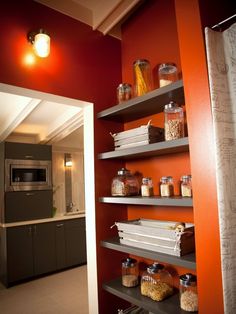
[212,13,236,29]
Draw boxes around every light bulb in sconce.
[65,153,72,167]
[27,29,50,58]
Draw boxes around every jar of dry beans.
[164,101,184,141]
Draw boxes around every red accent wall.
[0,1,122,313]
[0,0,121,107]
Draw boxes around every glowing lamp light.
[28,29,50,58]
[64,154,72,167]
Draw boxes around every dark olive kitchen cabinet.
[6,225,34,283]
[4,142,52,160]
[6,223,56,285]
[5,190,53,223]
[55,221,67,270]
[65,218,87,266]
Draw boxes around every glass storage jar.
[141,262,173,301]
[121,258,139,287]
[117,83,132,103]
[160,176,174,197]
[180,175,192,197]
[133,59,152,97]
[141,177,154,197]
[164,101,184,141]
[179,273,198,312]
[158,63,178,87]
[111,168,139,196]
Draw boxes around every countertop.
[0,212,86,228]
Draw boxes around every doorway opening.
[0,82,98,314]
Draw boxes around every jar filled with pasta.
[133,59,152,97]
[141,262,173,301]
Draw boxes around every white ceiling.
[0,91,83,145]
[34,0,142,38]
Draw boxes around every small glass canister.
[164,101,184,141]
[122,258,139,287]
[160,176,174,197]
[141,177,154,197]
[158,63,178,88]
[117,83,132,103]
[141,262,173,301]
[179,273,198,312]
[111,168,139,196]
[133,59,152,97]
[181,175,192,197]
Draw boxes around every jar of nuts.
[180,175,192,197]
[179,273,198,312]
[160,176,174,197]
[141,262,173,302]
[121,258,139,288]
[164,101,184,141]
[111,168,139,196]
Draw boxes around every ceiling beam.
[40,111,84,144]
[0,99,41,142]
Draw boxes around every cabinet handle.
[34,225,37,235]
[56,224,64,227]
[25,155,34,159]
[28,226,32,236]
[26,193,34,196]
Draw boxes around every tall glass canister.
[179,273,198,312]
[164,101,184,141]
[133,59,152,96]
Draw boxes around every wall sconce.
[27,29,50,58]
[65,153,72,167]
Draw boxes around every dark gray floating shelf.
[98,137,189,160]
[99,195,193,207]
[103,277,190,314]
[101,237,196,270]
[97,80,184,122]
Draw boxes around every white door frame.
[0,83,98,314]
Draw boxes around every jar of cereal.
[179,273,198,312]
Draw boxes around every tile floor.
[0,265,89,314]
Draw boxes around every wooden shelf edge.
[98,137,189,160]
[99,196,193,207]
[103,277,187,314]
[101,237,196,270]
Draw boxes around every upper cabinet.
[4,142,52,160]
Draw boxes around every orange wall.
[120,0,194,293]
[120,0,233,313]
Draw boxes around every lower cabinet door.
[55,222,67,270]
[33,223,56,276]
[65,218,87,267]
[7,226,34,283]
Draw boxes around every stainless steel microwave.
[5,159,52,192]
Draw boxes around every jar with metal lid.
[133,59,152,97]
[181,175,192,197]
[141,262,173,301]
[117,83,132,103]
[122,258,139,287]
[179,273,198,312]
[160,176,174,197]
[141,177,154,197]
[164,101,184,141]
[111,168,139,196]
[158,63,178,88]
